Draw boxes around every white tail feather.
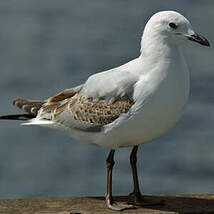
[22,119,54,126]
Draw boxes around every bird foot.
[106,198,136,211]
[128,192,164,207]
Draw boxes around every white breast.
[95,49,190,148]
[62,49,190,149]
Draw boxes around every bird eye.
[169,22,178,29]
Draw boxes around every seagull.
[0,11,210,210]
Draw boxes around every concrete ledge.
[1,194,214,214]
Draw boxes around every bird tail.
[0,98,45,121]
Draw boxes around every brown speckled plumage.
[39,94,134,126]
[11,85,134,128]
[12,98,45,116]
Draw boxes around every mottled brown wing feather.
[12,98,45,116]
[12,85,83,117]
[40,94,134,127]
[48,85,83,102]
[69,95,134,125]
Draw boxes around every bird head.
[141,11,210,51]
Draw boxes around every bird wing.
[12,85,83,116]
[37,92,134,132]
[27,60,139,131]
[47,84,83,102]
[81,59,139,103]
[33,63,136,131]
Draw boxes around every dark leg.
[129,146,143,203]
[105,150,115,208]
[105,150,134,210]
[129,146,164,206]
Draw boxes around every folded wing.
[37,92,134,132]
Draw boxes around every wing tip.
[0,114,34,120]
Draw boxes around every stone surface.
[1,194,214,214]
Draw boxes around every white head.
[141,11,210,54]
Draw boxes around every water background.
[0,0,214,199]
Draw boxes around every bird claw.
[106,198,136,211]
[128,192,164,207]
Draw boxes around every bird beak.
[186,33,210,47]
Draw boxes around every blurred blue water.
[0,1,214,199]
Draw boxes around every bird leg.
[129,145,164,207]
[105,150,134,211]
[129,146,143,204]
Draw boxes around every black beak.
[187,33,210,47]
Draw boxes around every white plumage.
[24,11,193,149]
[2,10,210,210]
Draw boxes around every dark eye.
[169,22,178,29]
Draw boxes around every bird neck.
[140,34,182,60]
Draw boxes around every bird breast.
[101,51,190,148]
